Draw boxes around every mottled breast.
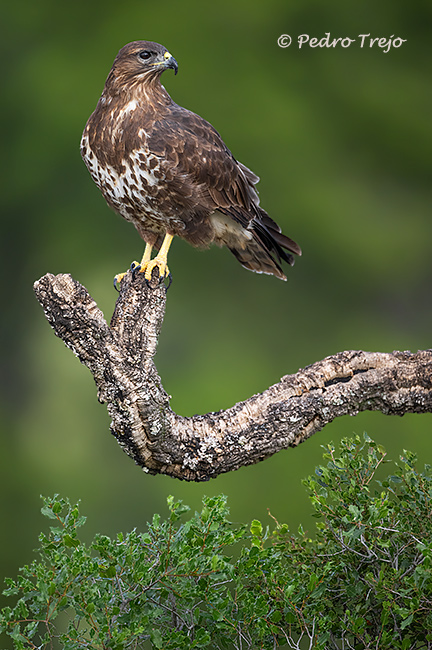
[80,98,186,235]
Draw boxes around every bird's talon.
[143,259,170,282]
[131,261,141,279]
[113,272,127,291]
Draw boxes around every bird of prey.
[81,41,301,285]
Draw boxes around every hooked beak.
[163,50,178,75]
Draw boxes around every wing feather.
[147,106,258,214]
[145,103,301,276]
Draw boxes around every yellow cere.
[164,51,172,59]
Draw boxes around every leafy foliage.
[1,435,432,649]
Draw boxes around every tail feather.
[228,220,300,281]
[217,205,301,280]
[228,241,287,280]
[255,207,302,257]
[266,227,302,258]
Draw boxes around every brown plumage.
[81,40,301,282]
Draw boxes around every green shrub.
[1,435,432,649]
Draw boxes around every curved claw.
[130,261,141,279]
[113,272,127,292]
[113,261,141,291]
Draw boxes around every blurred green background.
[1,0,431,614]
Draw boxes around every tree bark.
[33,272,432,482]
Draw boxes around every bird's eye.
[138,50,152,60]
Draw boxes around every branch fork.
[33,272,432,481]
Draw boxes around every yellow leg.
[113,243,153,290]
[139,243,153,267]
[113,237,173,290]
[140,234,174,281]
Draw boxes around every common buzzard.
[81,41,301,285]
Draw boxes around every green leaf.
[150,628,163,648]
[285,584,295,597]
[400,613,414,629]
[41,505,57,520]
[308,573,318,591]
[348,504,361,520]
[63,534,80,548]
[52,501,63,514]
[250,519,262,537]
[270,609,282,623]
[192,628,211,647]
[99,564,116,578]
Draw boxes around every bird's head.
[106,41,178,92]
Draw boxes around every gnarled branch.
[33,272,432,481]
